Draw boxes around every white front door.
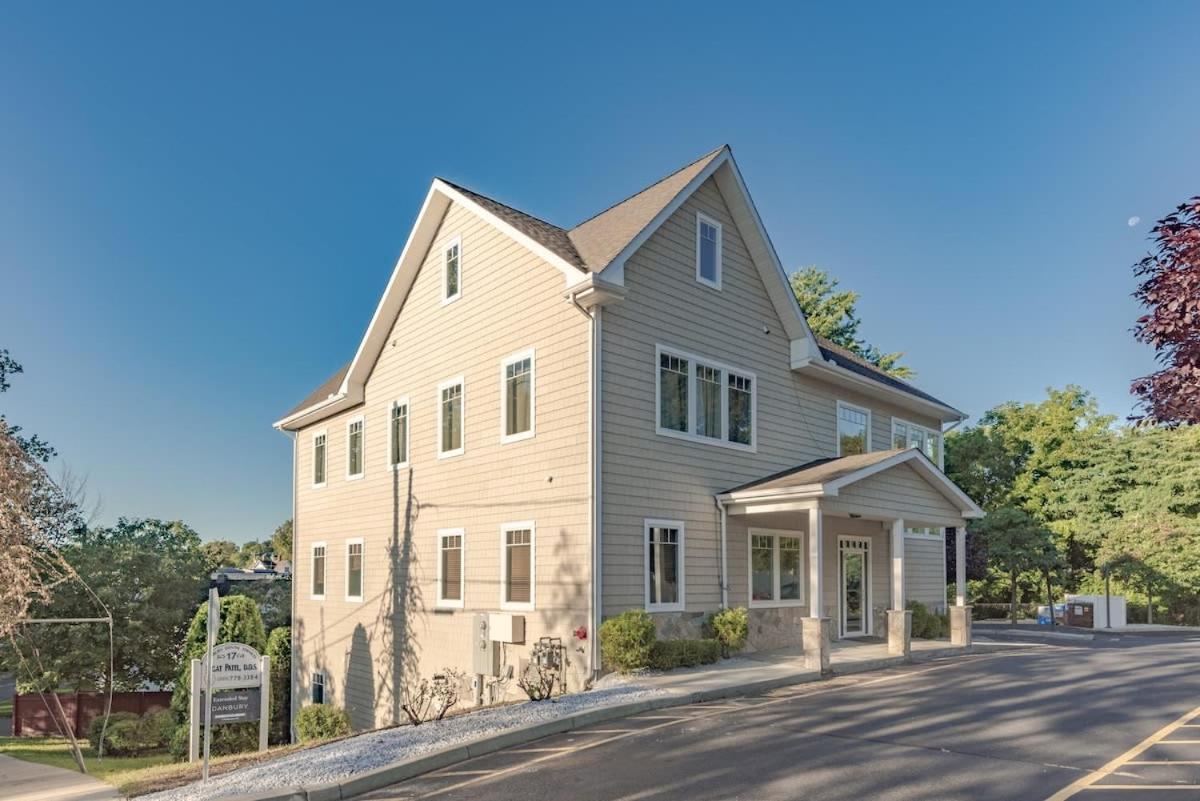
[839,538,871,638]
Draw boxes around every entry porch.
[715,448,984,669]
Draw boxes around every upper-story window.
[893,419,942,468]
[656,346,755,451]
[346,417,364,479]
[389,399,409,469]
[501,350,534,443]
[443,237,461,304]
[837,401,871,456]
[695,212,722,289]
[345,539,364,602]
[438,377,465,458]
[312,431,327,488]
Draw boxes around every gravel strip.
[140,685,668,801]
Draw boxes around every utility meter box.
[472,614,500,676]
[488,613,525,644]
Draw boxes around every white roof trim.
[276,179,589,431]
[718,448,984,518]
[597,147,817,347]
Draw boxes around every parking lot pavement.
[359,635,1200,801]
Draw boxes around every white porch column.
[955,525,967,607]
[808,505,823,618]
[890,518,905,611]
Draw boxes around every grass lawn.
[0,736,173,791]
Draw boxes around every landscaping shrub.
[168,723,190,761]
[141,710,176,750]
[103,718,145,756]
[296,704,351,742]
[907,601,948,639]
[648,639,722,670]
[599,610,656,673]
[87,711,139,751]
[707,607,749,655]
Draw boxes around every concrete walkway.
[631,638,1011,696]
[0,754,120,801]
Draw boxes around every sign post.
[188,627,270,766]
[202,587,218,781]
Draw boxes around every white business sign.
[203,642,263,690]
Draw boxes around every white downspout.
[568,291,602,679]
[286,429,298,743]
[715,497,729,609]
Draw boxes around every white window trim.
[499,348,536,444]
[388,397,410,470]
[436,528,466,609]
[441,235,462,305]
[654,344,757,453]
[747,528,806,609]
[437,376,466,459]
[311,671,326,704]
[310,541,327,601]
[695,212,723,290]
[892,417,946,539]
[345,415,365,481]
[836,400,873,456]
[838,536,873,637]
[644,518,685,612]
[499,521,536,612]
[311,429,327,489]
[345,537,364,603]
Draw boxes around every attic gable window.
[696,213,722,289]
[443,237,461,304]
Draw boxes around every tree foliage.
[0,349,56,462]
[201,539,239,570]
[787,267,913,378]
[1131,197,1200,425]
[974,507,1057,623]
[270,519,293,563]
[15,518,210,691]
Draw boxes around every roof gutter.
[792,353,965,423]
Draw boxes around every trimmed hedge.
[296,704,351,742]
[599,610,657,673]
[648,638,722,670]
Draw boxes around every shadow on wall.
[381,467,422,726]
[345,624,376,731]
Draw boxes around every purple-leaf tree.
[1132,197,1200,424]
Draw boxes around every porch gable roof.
[717,448,984,519]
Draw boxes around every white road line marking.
[1044,703,1200,800]
[1160,740,1200,744]
[1082,785,1200,790]
[1128,760,1200,765]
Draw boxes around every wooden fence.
[12,691,172,737]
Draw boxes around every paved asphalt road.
[362,632,1200,801]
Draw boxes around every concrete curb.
[974,628,1094,642]
[220,644,1021,801]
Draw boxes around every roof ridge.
[436,176,568,233]
[569,145,727,230]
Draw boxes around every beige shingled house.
[275,146,983,731]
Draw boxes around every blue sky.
[2,3,1197,544]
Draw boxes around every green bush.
[103,719,145,756]
[908,601,948,639]
[87,711,139,751]
[599,610,657,673]
[648,639,722,670]
[296,704,351,742]
[168,723,190,761]
[707,607,749,655]
[267,627,291,745]
[141,710,176,750]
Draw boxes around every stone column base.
[950,605,973,647]
[888,609,912,658]
[802,617,832,672]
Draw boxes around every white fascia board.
[794,355,966,423]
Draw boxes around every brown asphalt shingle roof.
[284,362,349,419]
[722,449,907,495]
[815,336,956,411]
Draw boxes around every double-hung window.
[345,539,363,602]
[443,237,461,303]
[311,542,326,600]
[501,350,534,443]
[656,346,755,450]
[312,431,327,487]
[437,529,465,609]
[438,377,465,458]
[389,399,409,468]
[346,416,364,479]
[311,671,326,704]
[695,212,722,289]
[837,401,871,456]
[645,519,684,611]
[749,530,804,607]
[501,522,534,610]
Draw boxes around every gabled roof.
[282,362,349,420]
[718,447,984,518]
